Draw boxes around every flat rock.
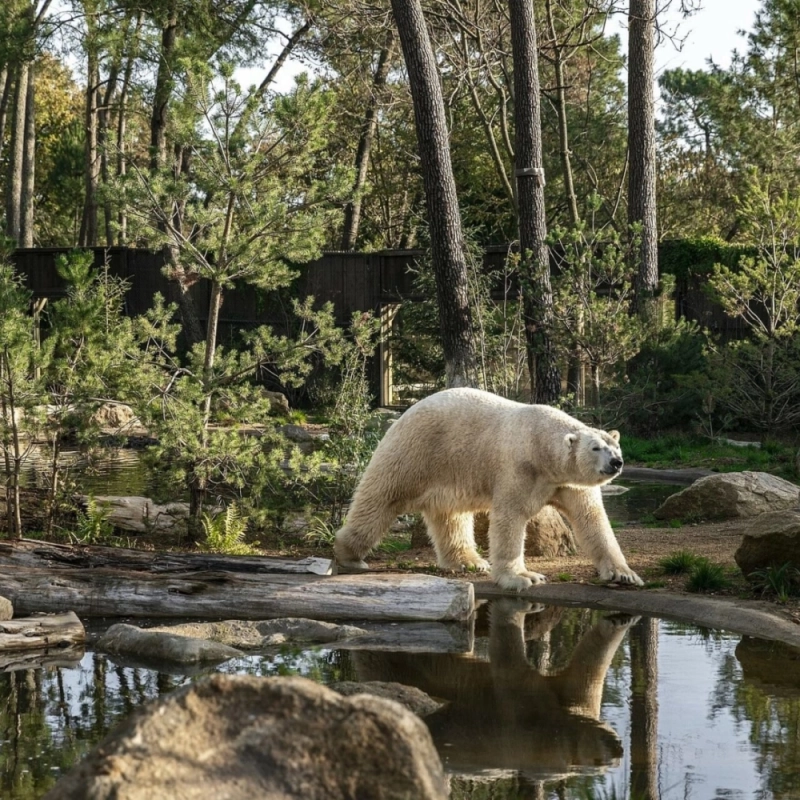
[45,675,449,800]
[145,618,367,649]
[330,681,444,717]
[654,471,800,521]
[0,595,12,621]
[97,623,243,665]
[733,509,800,579]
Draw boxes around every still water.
[1,603,799,799]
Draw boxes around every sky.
[255,0,763,96]
[617,0,760,77]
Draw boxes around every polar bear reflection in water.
[353,600,637,780]
[335,387,642,590]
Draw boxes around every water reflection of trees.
[713,637,800,799]
[0,647,353,800]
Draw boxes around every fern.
[200,503,256,555]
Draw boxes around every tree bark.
[508,0,561,403]
[341,36,395,251]
[5,61,28,243]
[80,42,100,247]
[19,58,35,247]
[390,0,477,389]
[150,1,178,173]
[0,65,10,163]
[628,0,659,311]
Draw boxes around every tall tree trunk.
[99,54,121,247]
[116,14,143,245]
[545,0,583,405]
[508,0,561,403]
[5,62,29,243]
[628,0,659,312]
[80,46,100,247]
[19,59,35,247]
[341,36,394,251]
[630,617,659,800]
[150,2,204,346]
[390,0,477,389]
[0,65,11,164]
[150,3,178,173]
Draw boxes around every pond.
[2,602,799,799]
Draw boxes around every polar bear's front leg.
[488,507,545,592]
[551,486,643,586]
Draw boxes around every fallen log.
[0,567,474,623]
[1,646,84,673]
[0,538,332,576]
[0,611,85,653]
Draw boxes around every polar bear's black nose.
[610,457,623,471]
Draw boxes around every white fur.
[334,388,642,590]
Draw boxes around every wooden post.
[379,303,399,406]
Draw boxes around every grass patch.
[659,550,701,575]
[686,558,729,593]
[749,562,800,603]
[668,518,683,529]
[557,572,573,582]
[621,434,798,479]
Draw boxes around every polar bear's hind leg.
[423,511,490,572]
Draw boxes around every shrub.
[659,550,700,575]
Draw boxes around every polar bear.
[334,387,642,591]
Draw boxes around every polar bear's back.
[358,388,581,509]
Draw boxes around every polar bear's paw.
[439,551,491,573]
[597,563,644,586]
[494,572,534,592]
[520,570,547,583]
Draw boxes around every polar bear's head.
[564,428,623,485]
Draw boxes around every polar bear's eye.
[592,446,601,451]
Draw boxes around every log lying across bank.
[0,611,85,653]
[0,539,332,575]
[0,567,475,623]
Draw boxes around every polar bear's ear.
[565,433,578,448]
[608,430,620,443]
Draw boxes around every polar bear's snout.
[606,456,624,475]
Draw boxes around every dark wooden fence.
[10,245,742,403]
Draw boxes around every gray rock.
[147,620,267,649]
[96,623,243,665]
[330,681,444,717]
[45,675,449,800]
[91,402,138,429]
[0,595,12,621]
[263,390,291,417]
[733,509,800,579]
[255,618,367,643]
[474,506,576,558]
[654,471,800,521]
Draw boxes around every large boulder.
[474,506,576,558]
[0,595,12,620]
[654,471,800,521]
[733,509,800,579]
[87,495,191,534]
[45,675,449,800]
[92,402,138,429]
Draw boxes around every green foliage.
[71,498,114,544]
[658,237,754,280]
[659,550,701,575]
[748,562,800,603]
[549,218,647,404]
[200,502,255,555]
[686,558,729,593]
